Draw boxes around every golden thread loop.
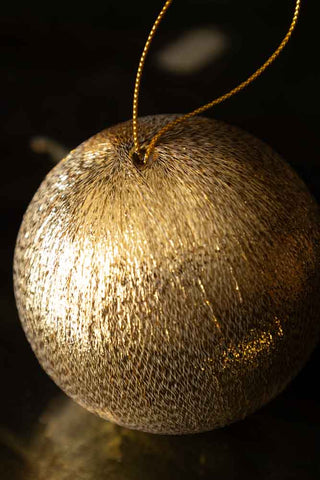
[132,0,173,160]
[132,0,301,163]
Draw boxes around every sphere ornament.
[14,115,320,434]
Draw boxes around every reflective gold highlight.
[14,115,320,434]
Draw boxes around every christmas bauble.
[13,115,320,434]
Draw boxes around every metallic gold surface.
[13,115,320,434]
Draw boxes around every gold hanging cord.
[132,0,301,163]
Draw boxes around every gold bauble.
[13,115,320,434]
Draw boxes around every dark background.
[1,0,320,478]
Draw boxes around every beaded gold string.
[132,0,301,164]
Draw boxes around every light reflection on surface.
[1,391,319,480]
